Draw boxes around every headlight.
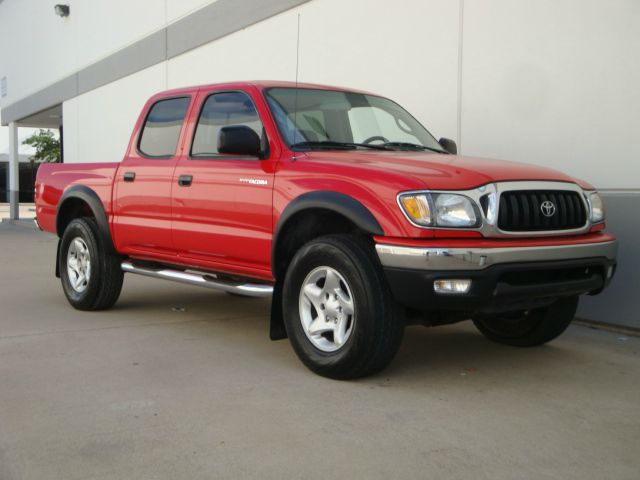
[434,194,478,227]
[589,192,605,223]
[399,192,479,228]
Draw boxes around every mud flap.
[55,238,62,278]
[269,279,287,340]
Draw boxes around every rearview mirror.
[218,126,262,157]
[438,137,457,155]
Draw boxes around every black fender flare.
[55,185,116,277]
[272,190,384,271]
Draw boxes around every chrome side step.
[121,261,273,298]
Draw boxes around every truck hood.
[302,150,590,190]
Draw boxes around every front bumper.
[376,239,618,313]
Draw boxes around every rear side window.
[191,91,263,157]
[138,97,190,157]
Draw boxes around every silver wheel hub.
[66,237,91,293]
[299,266,355,352]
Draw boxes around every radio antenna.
[292,13,301,159]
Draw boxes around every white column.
[8,121,19,220]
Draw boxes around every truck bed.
[35,163,119,234]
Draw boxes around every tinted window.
[191,91,263,157]
[138,97,190,157]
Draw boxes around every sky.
[0,126,37,155]
[0,108,58,156]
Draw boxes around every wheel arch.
[56,186,112,242]
[272,191,384,279]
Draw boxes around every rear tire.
[472,296,578,347]
[282,235,404,379]
[59,217,123,311]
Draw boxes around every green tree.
[22,129,61,163]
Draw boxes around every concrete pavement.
[0,222,638,479]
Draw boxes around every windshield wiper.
[291,141,387,151]
[381,142,447,153]
[291,140,447,153]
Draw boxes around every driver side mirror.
[218,126,263,158]
[438,137,457,155]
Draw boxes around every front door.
[171,88,277,279]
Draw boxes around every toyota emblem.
[540,200,556,217]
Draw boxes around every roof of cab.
[150,80,373,100]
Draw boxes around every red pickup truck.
[35,81,617,379]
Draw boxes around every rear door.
[112,95,192,258]
[171,87,277,279]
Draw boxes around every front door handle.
[178,175,193,187]
[123,171,136,182]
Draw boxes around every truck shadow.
[110,286,590,384]
[383,323,590,382]
[112,286,270,316]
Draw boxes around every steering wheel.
[362,135,389,145]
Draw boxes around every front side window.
[191,91,263,157]
[138,97,190,157]
[265,88,445,153]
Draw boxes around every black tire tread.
[89,217,124,310]
[60,217,123,311]
[283,234,403,379]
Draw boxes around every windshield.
[264,87,446,153]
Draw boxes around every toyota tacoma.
[34,81,618,379]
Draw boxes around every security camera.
[54,4,70,17]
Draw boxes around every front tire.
[472,296,579,347]
[59,217,124,311]
[282,235,404,379]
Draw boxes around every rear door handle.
[123,171,136,182]
[178,175,193,187]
